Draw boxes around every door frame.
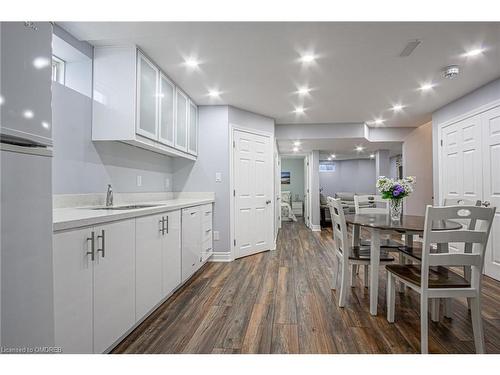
[229,125,275,260]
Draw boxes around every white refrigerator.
[1,21,55,350]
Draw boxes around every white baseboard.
[311,224,321,232]
[209,251,233,262]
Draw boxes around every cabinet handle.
[97,229,105,258]
[159,218,164,234]
[160,217,166,235]
[190,211,196,216]
[166,215,169,234]
[205,211,211,215]
[205,228,212,233]
[86,231,95,261]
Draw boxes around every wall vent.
[399,39,421,57]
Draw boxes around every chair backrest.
[354,194,389,214]
[282,191,291,205]
[443,198,482,253]
[326,197,349,256]
[420,205,496,290]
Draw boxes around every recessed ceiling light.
[464,48,485,57]
[294,141,301,146]
[185,58,199,68]
[294,106,305,114]
[293,147,299,152]
[41,121,50,129]
[327,157,332,161]
[370,154,375,158]
[330,154,336,158]
[33,57,51,69]
[419,83,435,91]
[23,110,34,119]
[297,87,311,95]
[208,90,220,98]
[374,118,385,125]
[392,104,404,112]
[355,146,364,152]
[300,54,316,63]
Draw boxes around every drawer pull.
[205,229,212,233]
[86,231,95,261]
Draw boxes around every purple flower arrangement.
[376,176,415,201]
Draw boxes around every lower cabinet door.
[53,228,94,354]
[162,210,181,297]
[135,213,164,321]
[93,220,136,353]
[181,207,202,282]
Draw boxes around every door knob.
[483,201,491,207]
[266,200,271,204]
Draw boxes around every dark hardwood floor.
[113,219,500,354]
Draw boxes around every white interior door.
[234,129,273,259]
[482,105,500,280]
[441,114,483,204]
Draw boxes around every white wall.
[402,122,433,216]
[432,77,500,203]
[52,83,174,194]
[281,158,304,201]
[319,159,376,197]
[173,105,275,259]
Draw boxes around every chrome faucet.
[106,184,113,207]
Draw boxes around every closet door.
[158,73,175,146]
[482,105,500,280]
[175,88,189,152]
[136,52,159,140]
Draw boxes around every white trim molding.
[209,252,233,262]
[311,224,322,232]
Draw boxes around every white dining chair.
[386,204,496,354]
[327,197,395,307]
[352,195,402,287]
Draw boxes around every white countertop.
[53,197,214,232]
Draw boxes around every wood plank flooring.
[112,219,500,354]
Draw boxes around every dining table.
[344,213,463,316]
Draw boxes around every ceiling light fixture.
[327,157,332,161]
[370,154,375,158]
[355,146,364,152]
[185,58,199,68]
[330,154,336,158]
[294,141,301,146]
[23,110,34,119]
[374,118,385,125]
[443,65,460,79]
[297,87,311,95]
[293,147,299,152]
[464,48,485,57]
[33,57,51,69]
[419,83,435,91]
[392,104,404,112]
[300,54,316,63]
[294,106,305,114]
[208,90,220,98]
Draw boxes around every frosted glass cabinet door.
[175,88,188,151]
[158,74,175,146]
[136,52,159,140]
[188,101,198,155]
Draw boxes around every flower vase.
[390,198,402,221]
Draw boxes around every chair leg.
[339,261,349,308]
[431,299,440,322]
[420,295,429,354]
[470,296,485,354]
[332,255,339,290]
[398,253,406,293]
[387,273,396,323]
[444,298,452,318]
[464,266,472,311]
[350,264,357,287]
[364,265,369,288]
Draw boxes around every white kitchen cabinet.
[158,73,176,147]
[136,52,159,140]
[181,204,214,282]
[136,210,181,322]
[135,213,164,321]
[53,219,135,354]
[162,210,182,297]
[92,46,197,160]
[53,228,94,354]
[175,88,189,152]
[188,100,198,156]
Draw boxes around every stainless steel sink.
[90,204,160,210]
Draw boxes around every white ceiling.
[61,22,500,128]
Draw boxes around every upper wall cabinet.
[92,46,198,160]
